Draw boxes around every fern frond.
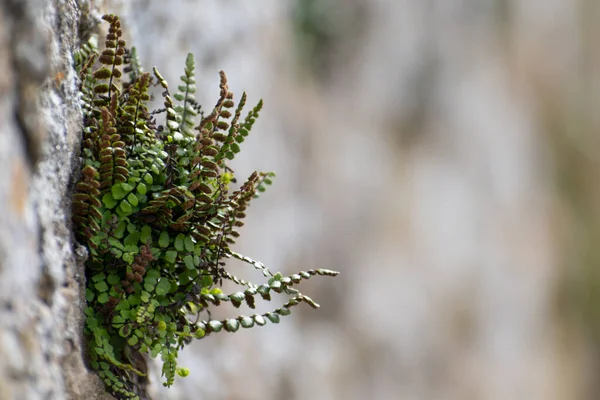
[196,293,324,336]
[72,165,102,240]
[175,53,199,138]
[93,14,125,104]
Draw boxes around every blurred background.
[105,0,600,399]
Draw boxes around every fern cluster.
[72,14,338,399]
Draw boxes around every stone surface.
[0,0,111,398]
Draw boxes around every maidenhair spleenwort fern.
[72,14,338,400]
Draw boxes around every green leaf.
[122,252,134,263]
[164,251,177,264]
[155,279,171,296]
[183,255,194,269]
[114,220,127,239]
[95,281,109,293]
[146,269,160,280]
[86,317,98,330]
[266,313,280,324]
[140,225,152,244]
[121,182,134,193]
[111,184,127,200]
[85,289,94,302]
[144,280,156,292]
[102,193,118,208]
[151,344,161,358]
[225,319,240,332]
[127,192,139,207]
[208,320,223,332]
[119,200,132,214]
[278,307,291,316]
[184,236,194,252]
[129,294,141,306]
[145,274,158,286]
[143,174,153,185]
[174,234,185,251]
[240,317,254,329]
[137,183,147,195]
[107,274,120,285]
[257,284,270,296]
[116,299,130,311]
[158,231,169,248]
[97,293,109,304]
[124,231,140,246]
[177,271,191,284]
[127,336,139,346]
[89,234,104,246]
[194,328,205,338]
[111,248,123,258]
[199,275,213,288]
[107,237,124,250]
[124,245,139,254]
[92,272,106,282]
[230,292,244,308]
[140,291,150,303]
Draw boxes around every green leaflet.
[158,230,170,248]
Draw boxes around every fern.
[73,14,338,399]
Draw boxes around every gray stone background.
[1,0,600,399]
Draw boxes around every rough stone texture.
[0,0,111,398]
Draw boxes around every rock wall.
[0,0,110,398]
